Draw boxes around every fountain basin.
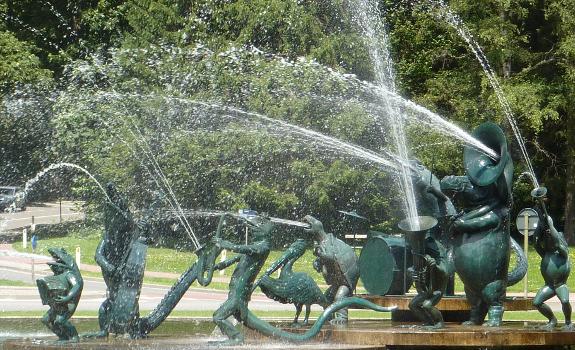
[0,318,375,350]
[4,316,573,349]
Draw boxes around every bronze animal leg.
[212,299,243,345]
[293,304,303,326]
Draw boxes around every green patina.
[440,122,525,327]
[400,216,449,329]
[257,238,328,326]
[210,213,395,345]
[91,182,146,337]
[36,247,84,342]
[306,215,360,324]
[91,183,235,339]
[531,187,573,331]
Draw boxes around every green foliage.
[122,0,184,47]
[212,0,323,56]
[2,0,575,240]
[46,43,400,234]
[382,0,575,230]
[0,31,51,87]
[0,85,54,185]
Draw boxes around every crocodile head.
[104,182,133,236]
[46,247,77,274]
[244,214,274,240]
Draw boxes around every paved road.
[0,247,301,314]
[1,247,571,315]
[0,276,291,313]
[0,201,84,232]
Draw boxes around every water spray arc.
[349,0,420,229]
[429,0,539,187]
[22,162,112,204]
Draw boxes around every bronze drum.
[359,234,413,295]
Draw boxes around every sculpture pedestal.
[310,321,575,348]
[357,294,534,322]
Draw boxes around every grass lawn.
[0,309,553,322]
[0,279,33,287]
[12,226,323,287]
[12,226,575,294]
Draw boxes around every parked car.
[0,186,26,212]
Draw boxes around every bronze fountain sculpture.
[91,183,237,339]
[36,247,84,342]
[33,122,573,349]
[209,213,395,345]
[256,238,328,326]
[305,215,361,325]
[440,122,525,327]
[92,183,147,337]
[399,216,448,329]
[530,186,573,331]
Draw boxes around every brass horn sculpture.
[463,122,514,204]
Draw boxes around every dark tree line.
[1,0,575,242]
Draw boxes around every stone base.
[315,321,575,348]
[356,294,534,322]
[245,320,575,348]
[390,310,470,323]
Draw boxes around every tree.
[0,30,51,88]
[547,0,575,243]
[382,0,575,241]
[0,85,55,186]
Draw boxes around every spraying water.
[38,0,78,39]
[68,44,498,166]
[161,209,228,218]
[254,70,499,160]
[89,113,201,249]
[268,217,311,229]
[349,0,420,229]
[46,44,501,241]
[22,162,112,203]
[160,209,311,229]
[24,159,202,248]
[429,0,539,187]
[369,85,500,160]
[86,103,202,248]
[122,117,201,249]
[253,48,500,160]
[91,90,403,171]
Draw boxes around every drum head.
[359,236,395,295]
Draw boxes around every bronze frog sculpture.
[531,187,573,331]
[37,247,84,342]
